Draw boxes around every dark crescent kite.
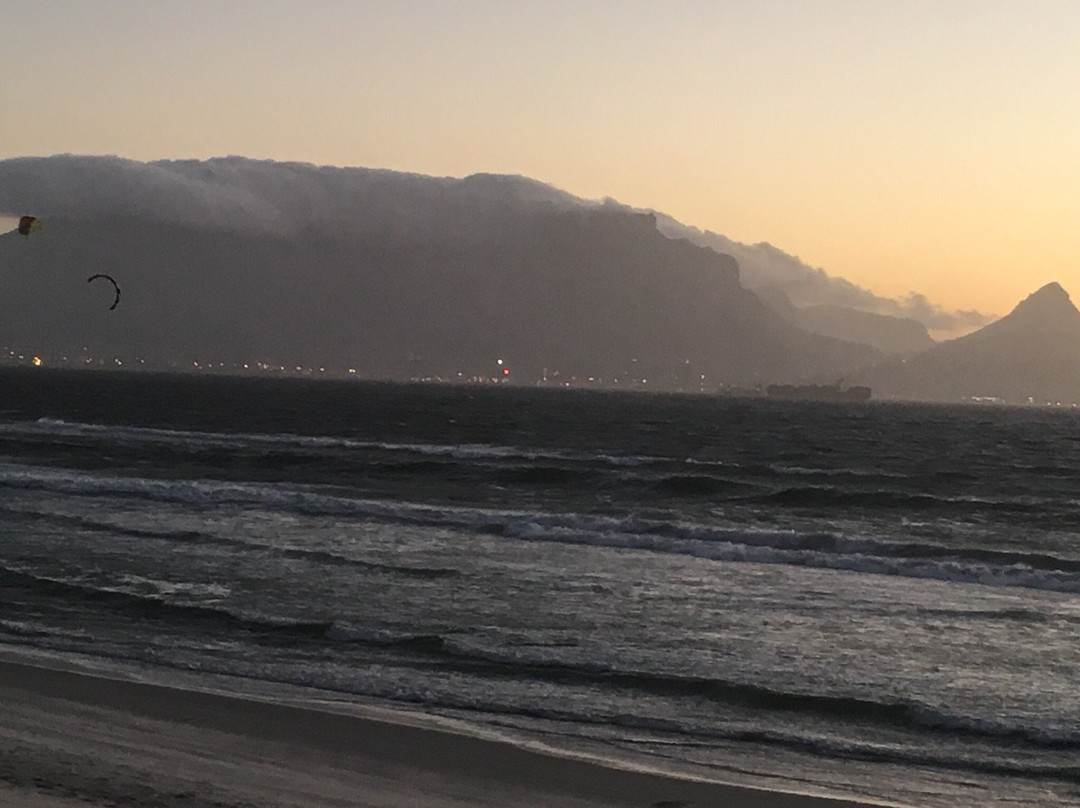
[87,273,121,311]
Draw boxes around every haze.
[4,1,1080,316]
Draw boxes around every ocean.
[1,367,1078,807]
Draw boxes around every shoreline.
[0,654,898,808]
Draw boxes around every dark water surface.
[2,368,1078,807]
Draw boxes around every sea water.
[1,368,1078,807]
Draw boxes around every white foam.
[5,459,1079,596]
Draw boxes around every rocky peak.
[1006,282,1078,324]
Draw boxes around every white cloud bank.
[0,154,990,332]
[0,155,580,238]
[653,217,995,334]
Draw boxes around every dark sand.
[0,656,897,807]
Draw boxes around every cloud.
[886,293,994,332]
[0,155,583,239]
[0,155,286,234]
[0,154,994,333]
[653,214,995,333]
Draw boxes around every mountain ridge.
[0,155,983,335]
[855,282,1080,404]
[0,205,881,388]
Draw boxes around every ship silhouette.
[765,381,871,402]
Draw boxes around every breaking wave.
[4,462,1080,594]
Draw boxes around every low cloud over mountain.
[653,216,994,335]
[0,155,985,337]
[0,156,881,388]
[0,155,582,239]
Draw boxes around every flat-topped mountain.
[0,156,880,388]
[856,282,1080,404]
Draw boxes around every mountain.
[0,156,882,388]
[755,288,934,355]
[855,282,1080,404]
[790,305,934,355]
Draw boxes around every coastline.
[0,654,896,808]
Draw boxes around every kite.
[17,216,42,236]
[87,273,121,311]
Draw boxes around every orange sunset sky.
[4,0,1080,317]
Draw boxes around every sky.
[4,0,1080,316]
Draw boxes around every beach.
[0,656,887,808]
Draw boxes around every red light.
[502,368,510,375]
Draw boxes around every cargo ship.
[765,383,871,402]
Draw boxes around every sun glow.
[3,3,1080,315]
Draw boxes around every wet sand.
[0,657,895,808]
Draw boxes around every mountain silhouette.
[856,282,1080,403]
[0,159,881,389]
[755,288,933,355]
